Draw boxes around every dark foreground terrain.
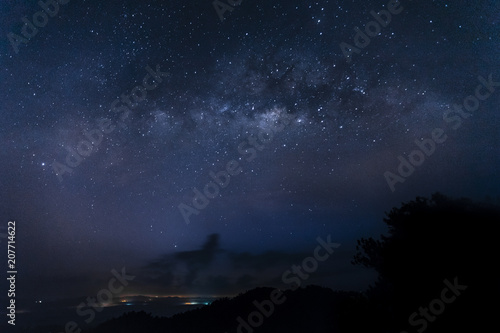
[23,193,500,333]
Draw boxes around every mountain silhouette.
[84,286,357,333]
[22,193,499,333]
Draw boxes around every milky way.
[0,0,499,314]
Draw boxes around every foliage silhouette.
[344,192,500,333]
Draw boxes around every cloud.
[10,233,376,303]
[141,234,223,289]
[134,233,357,295]
[229,250,305,270]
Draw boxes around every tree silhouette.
[347,192,500,333]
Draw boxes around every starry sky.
[0,0,499,307]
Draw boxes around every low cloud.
[131,233,369,296]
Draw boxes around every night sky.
[0,0,499,317]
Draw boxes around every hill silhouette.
[27,192,499,333]
[84,286,357,333]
